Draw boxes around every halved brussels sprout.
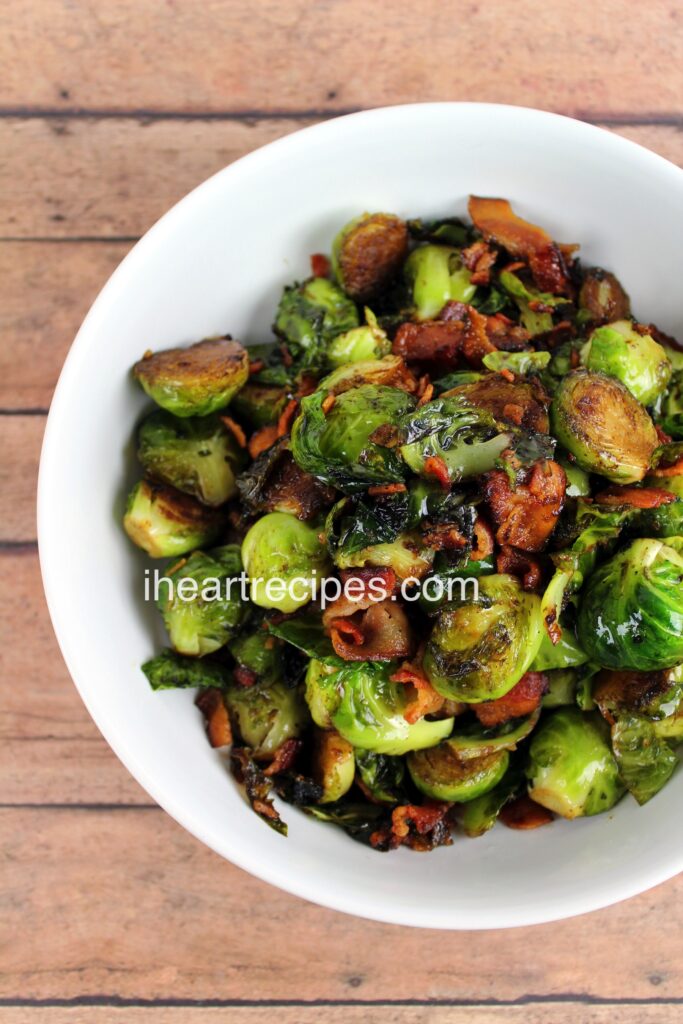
[138,411,245,507]
[304,658,342,728]
[455,764,523,836]
[611,714,678,805]
[408,742,509,802]
[326,309,391,367]
[332,531,434,581]
[498,269,563,335]
[311,728,355,803]
[657,369,683,440]
[446,708,541,761]
[445,374,551,433]
[123,479,225,558]
[550,370,659,483]
[156,545,246,656]
[581,320,672,406]
[576,538,683,671]
[133,337,249,417]
[332,213,408,301]
[578,268,630,325]
[291,383,414,492]
[482,350,552,376]
[354,749,406,804]
[404,244,476,320]
[526,708,624,818]
[274,276,359,369]
[320,355,415,396]
[230,382,289,428]
[226,681,309,759]
[241,511,330,613]
[593,666,683,723]
[424,574,543,702]
[229,629,282,686]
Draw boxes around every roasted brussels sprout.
[541,669,578,708]
[424,575,543,702]
[578,268,630,324]
[332,213,408,301]
[230,381,288,428]
[577,538,683,671]
[593,666,683,724]
[408,742,509,802]
[482,350,551,376]
[123,479,225,557]
[137,411,245,507]
[581,320,672,406]
[404,244,476,320]
[446,709,540,760]
[455,763,523,836]
[332,531,434,581]
[304,658,342,728]
[229,629,282,686]
[657,369,683,440]
[526,708,624,818]
[320,355,416,396]
[241,512,329,613]
[611,714,678,805]
[311,728,355,803]
[226,681,309,758]
[550,370,659,483]
[445,373,551,434]
[142,647,229,690]
[325,309,391,368]
[133,337,249,417]
[156,545,246,656]
[498,269,563,335]
[354,749,406,804]
[274,276,359,368]
[291,383,414,492]
[558,458,591,498]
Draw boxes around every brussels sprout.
[325,309,391,368]
[156,546,246,656]
[291,384,414,492]
[593,666,683,723]
[633,497,683,539]
[558,458,591,498]
[408,742,509,802]
[141,647,229,690]
[354,749,406,804]
[482,350,552,376]
[308,661,454,755]
[444,374,551,434]
[311,728,356,803]
[274,276,360,369]
[399,395,512,486]
[577,538,683,671]
[541,669,577,708]
[226,681,309,758]
[320,355,415,396]
[657,369,683,439]
[404,245,476,320]
[332,213,408,301]
[550,370,659,483]
[230,382,289,428]
[229,629,282,686]
[498,269,565,335]
[611,714,678,805]
[333,531,434,581]
[236,438,336,523]
[578,268,630,324]
[446,709,540,761]
[531,624,588,672]
[526,708,625,818]
[123,479,225,558]
[407,216,471,248]
[455,763,524,836]
[133,337,249,417]
[241,512,329,613]
[424,575,543,702]
[581,321,672,406]
[137,411,245,507]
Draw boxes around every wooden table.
[2,2,682,1021]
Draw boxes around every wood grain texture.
[2,0,681,116]
[0,417,41,539]
[1,806,681,1002]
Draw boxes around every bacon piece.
[277,398,299,436]
[485,313,530,351]
[233,665,258,688]
[392,320,464,373]
[496,545,543,592]
[649,456,683,479]
[391,661,445,724]
[338,566,397,599]
[468,196,573,295]
[470,517,495,560]
[442,375,550,433]
[248,424,279,459]
[370,800,453,851]
[220,415,247,449]
[321,393,336,414]
[327,599,414,662]
[484,460,566,552]
[421,523,468,551]
[195,690,232,748]
[263,738,302,776]
[367,483,407,496]
[248,359,265,375]
[461,239,498,285]
[368,422,402,448]
[474,672,548,728]
[500,795,554,830]
[310,252,331,277]
[424,455,451,489]
[596,487,676,509]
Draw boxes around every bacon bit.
[280,344,293,368]
[393,319,464,374]
[502,261,526,274]
[371,801,453,851]
[296,373,318,398]
[248,424,279,459]
[500,368,515,383]
[527,299,555,313]
[220,415,247,449]
[648,322,683,354]
[195,690,232,748]
[500,795,554,830]
[570,347,581,368]
[233,665,259,688]
[421,523,468,551]
[310,252,331,277]
[248,359,265,375]
[263,738,302,776]
[544,320,575,349]
[496,545,543,591]
[545,609,562,646]
[391,661,445,724]
[321,392,336,414]
[484,460,567,552]
[461,305,496,366]
[461,239,498,285]
[485,314,530,351]
[329,599,413,662]
[329,617,365,645]
[475,672,548,728]
[417,382,434,406]
[656,425,673,445]
[368,422,402,448]
[596,487,676,509]
[470,517,495,560]
[338,566,397,597]
[501,402,524,425]
[367,483,407,496]
[424,455,451,490]
[650,456,683,479]
[277,398,299,437]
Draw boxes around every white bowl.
[39,103,683,929]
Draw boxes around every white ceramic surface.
[38,103,683,929]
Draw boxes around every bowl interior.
[39,103,683,928]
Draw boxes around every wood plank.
[1,0,681,116]
[1,806,682,1002]
[0,418,42,539]
[1,119,682,241]
[2,1006,681,1024]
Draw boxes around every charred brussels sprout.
[354,750,406,804]
[274,276,359,368]
[405,244,476,320]
[133,337,249,417]
[226,681,309,758]
[291,384,414,492]
[531,624,588,672]
[332,213,408,302]
[578,268,630,324]
[581,320,672,406]
[156,545,246,657]
[424,575,543,702]
[408,742,510,802]
[498,269,564,335]
[326,309,391,368]
[142,647,229,690]
[137,411,245,506]
[611,714,678,805]
[550,370,659,483]
[123,480,225,558]
[311,728,355,803]
[230,382,288,428]
[576,538,683,671]
[241,512,329,613]
[526,708,624,818]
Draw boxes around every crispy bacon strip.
[484,460,566,552]
[338,566,397,597]
[391,661,445,724]
[496,545,543,592]
[248,424,279,459]
[248,359,265,375]
[649,456,683,479]
[327,599,414,662]
[470,517,495,560]
[195,690,232,748]
[220,415,247,449]
[424,455,451,489]
[461,239,498,285]
[421,523,468,551]
[263,738,302,776]
[277,398,299,436]
[367,483,407,496]
[485,313,530,352]
[233,665,258,688]
[392,320,464,373]
[596,487,676,509]
[474,672,548,728]
[500,795,554,830]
